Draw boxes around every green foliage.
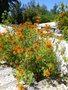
[9,1,23,24]
[0,0,18,22]
[23,8,38,23]
[40,14,58,23]
[1,10,10,25]
[57,11,68,32]
[59,2,65,12]
[62,26,68,41]
[51,4,58,14]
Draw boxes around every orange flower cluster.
[24,21,32,28]
[16,84,24,90]
[10,62,13,66]
[0,43,2,48]
[37,56,41,61]
[28,51,34,58]
[39,29,43,33]
[5,38,9,43]
[15,60,18,63]
[40,33,43,37]
[16,75,19,79]
[19,23,23,27]
[45,32,54,37]
[34,23,37,28]
[2,32,6,36]
[20,71,24,76]
[61,12,67,17]
[26,48,30,51]
[19,84,24,90]
[37,16,40,24]
[33,43,39,50]
[16,66,20,71]
[12,40,16,44]
[44,70,50,77]
[45,40,52,49]
[45,24,51,32]
[12,45,25,54]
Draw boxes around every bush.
[1,10,10,25]
[57,11,68,41]
[0,21,59,85]
[23,8,38,23]
[40,14,59,23]
[57,11,68,31]
[62,26,68,41]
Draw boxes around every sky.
[20,0,68,10]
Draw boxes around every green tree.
[40,5,48,15]
[51,4,58,14]
[9,1,23,24]
[27,0,35,8]
[0,0,18,22]
[23,8,38,23]
[36,2,40,14]
[59,2,65,12]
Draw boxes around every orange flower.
[16,45,21,49]
[37,56,41,61]
[44,70,50,77]
[0,43,2,48]
[16,66,20,71]
[8,33,11,37]
[13,32,15,36]
[45,40,52,49]
[37,16,40,20]
[5,38,9,42]
[2,32,6,36]
[12,40,16,44]
[42,37,45,40]
[39,29,43,33]
[16,75,19,79]
[17,49,21,53]
[28,51,33,56]
[20,71,24,76]
[21,49,25,53]
[37,16,40,24]
[34,23,37,28]
[40,33,43,37]
[10,62,13,66]
[45,24,51,32]
[33,43,38,50]
[16,83,19,88]
[19,23,23,27]
[26,48,30,51]
[49,65,53,70]
[19,84,24,90]
[15,60,18,63]
[19,27,23,32]
[13,51,17,55]
[18,34,23,39]
[31,54,34,58]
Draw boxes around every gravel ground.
[0,64,68,90]
[0,64,18,90]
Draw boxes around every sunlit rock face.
[0,25,12,33]
[38,22,60,33]
[50,38,68,76]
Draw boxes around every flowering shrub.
[0,19,59,86]
[62,26,68,41]
[57,11,68,41]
